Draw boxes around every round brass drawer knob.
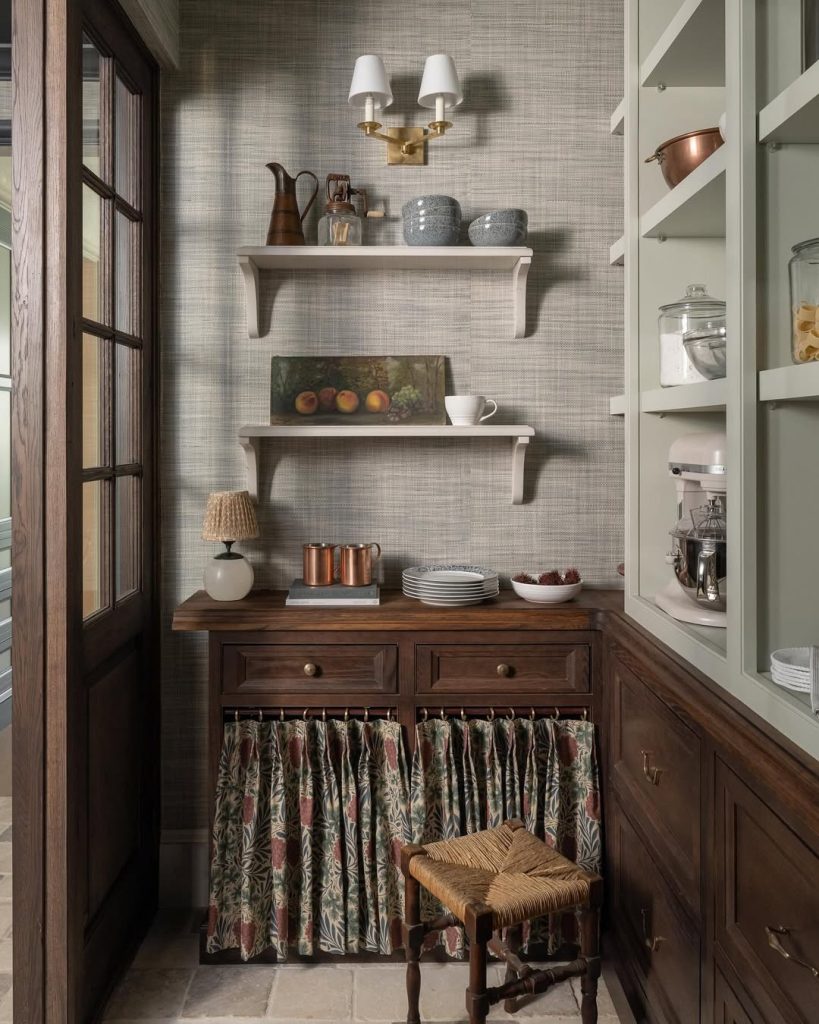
[496,664,511,677]
[303,663,318,677]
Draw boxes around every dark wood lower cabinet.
[173,590,819,1024]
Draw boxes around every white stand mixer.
[655,431,727,629]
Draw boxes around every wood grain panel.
[610,799,700,1024]
[609,650,701,914]
[715,759,819,1024]
[416,643,589,694]
[222,641,398,694]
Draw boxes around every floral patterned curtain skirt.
[206,716,600,961]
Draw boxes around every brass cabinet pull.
[497,664,511,677]
[641,750,662,785]
[765,925,819,978]
[303,663,318,677]
[640,909,664,953]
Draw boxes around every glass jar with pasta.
[789,238,819,363]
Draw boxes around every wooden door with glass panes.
[76,2,157,1017]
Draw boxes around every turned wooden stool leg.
[464,906,493,1024]
[403,873,422,1024]
[579,903,601,1024]
[503,924,523,1014]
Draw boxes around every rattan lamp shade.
[201,491,259,543]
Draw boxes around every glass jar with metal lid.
[789,237,819,364]
[659,283,725,387]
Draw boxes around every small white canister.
[658,283,726,387]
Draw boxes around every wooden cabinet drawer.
[715,760,819,1024]
[609,652,700,912]
[221,642,398,694]
[610,800,700,1024]
[416,643,590,694]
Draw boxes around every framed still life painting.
[270,355,446,426]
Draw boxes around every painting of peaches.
[269,356,446,426]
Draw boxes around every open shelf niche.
[237,245,533,340]
[238,424,536,505]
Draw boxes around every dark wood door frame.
[12,1,159,1021]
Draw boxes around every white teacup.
[445,395,498,425]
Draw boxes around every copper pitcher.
[339,543,381,587]
[303,543,337,587]
[266,162,319,245]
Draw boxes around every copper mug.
[303,543,337,587]
[339,543,381,587]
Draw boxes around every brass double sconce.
[348,54,462,166]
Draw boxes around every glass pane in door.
[82,334,105,468]
[82,183,105,323]
[115,75,139,209]
[82,479,106,618]
[114,210,139,334]
[115,474,139,600]
[82,34,102,176]
[115,343,140,464]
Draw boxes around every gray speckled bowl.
[468,210,528,246]
[402,195,462,218]
[403,217,461,246]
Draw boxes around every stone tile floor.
[103,911,622,1023]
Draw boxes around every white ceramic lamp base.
[204,554,254,601]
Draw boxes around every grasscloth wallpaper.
[160,0,624,831]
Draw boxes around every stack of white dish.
[770,647,815,694]
[402,565,499,606]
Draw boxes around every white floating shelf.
[238,424,536,505]
[758,61,819,143]
[640,0,725,88]
[609,236,625,266]
[640,147,726,239]
[610,99,625,136]
[237,245,533,340]
[609,394,626,416]
[759,362,819,402]
[641,378,727,414]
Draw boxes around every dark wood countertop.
[172,588,625,632]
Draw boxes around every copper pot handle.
[644,150,664,164]
[369,543,382,561]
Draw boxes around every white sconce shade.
[417,54,463,109]
[348,54,393,111]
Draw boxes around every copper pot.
[645,128,724,189]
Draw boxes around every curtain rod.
[223,706,591,723]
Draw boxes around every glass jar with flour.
[659,284,725,387]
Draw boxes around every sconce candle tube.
[365,94,375,123]
[435,95,445,122]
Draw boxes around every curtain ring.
[582,708,588,721]
[489,707,495,721]
[344,707,349,722]
[303,708,310,721]
[507,706,515,720]
[258,708,263,722]
[440,707,446,720]
[552,707,560,721]
[364,707,370,722]
[421,707,428,721]
[460,707,466,721]
[279,707,285,722]
[387,707,393,721]
[322,707,327,722]
[234,709,239,722]
[529,707,535,721]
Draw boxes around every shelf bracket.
[511,435,530,504]
[512,256,531,339]
[239,435,261,501]
[238,256,260,339]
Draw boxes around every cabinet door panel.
[715,760,819,1024]
[609,652,700,912]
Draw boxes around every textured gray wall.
[160,0,624,830]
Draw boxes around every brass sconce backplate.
[384,126,426,165]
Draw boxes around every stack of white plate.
[402,565,499,606]
[770,647,814,693]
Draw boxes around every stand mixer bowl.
[669,498,727,611]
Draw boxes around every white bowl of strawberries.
[510,569,582,604]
